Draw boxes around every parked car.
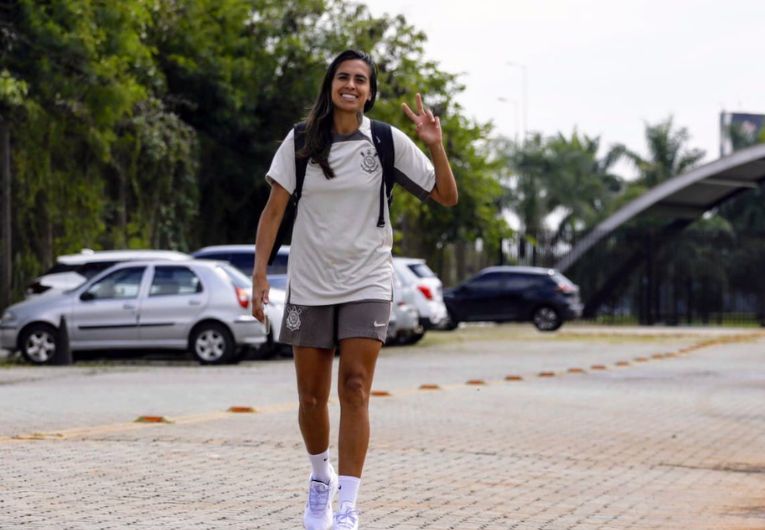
[25,249,191,298]
[192,246,289,351]
[393,257,448,330]
[443,266,583,331]
[386,271,424,345]
[1,260,268,365]
[192,244,289,276]
[194,246,427,346]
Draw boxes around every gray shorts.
[279,300,392,349]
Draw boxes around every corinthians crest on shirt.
[360,148,380,174]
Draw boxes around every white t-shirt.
[266,116,436,305]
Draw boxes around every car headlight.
[1,310,16,323]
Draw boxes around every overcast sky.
[362,0,765,176]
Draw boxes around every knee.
[339,375,368,407]
[299,391,327,412]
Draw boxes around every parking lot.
[1,325,764,529]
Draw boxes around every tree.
[618,116,704,188]
[498,131,624,264]
[0,69,27,310]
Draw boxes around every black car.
[443,266,583,331]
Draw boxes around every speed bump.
[228,406,256,413]
[134,416,172,424]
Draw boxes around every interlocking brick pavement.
[0,326,763,529]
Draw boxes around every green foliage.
[2,0,509,302]
[499,130,624,246]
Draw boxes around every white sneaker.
[303,467,338,530]
[333,501,359,530]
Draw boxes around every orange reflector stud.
[134,416,171,424]
[615,361,630,367]
[634,357,649,362]
[567,368,585,374]
[538,371,555,377]
[371,390,391,397]
[228,406,256,413]
[466,379,486,386]
[651,353,665,359]
[419,384,441,390]
[505,375,523,381]
[590,365,607,370]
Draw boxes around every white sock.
[338,475,361,508]
[308,450,332,483]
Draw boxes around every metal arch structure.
[556,143,765,273]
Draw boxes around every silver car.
[0,260,267,365]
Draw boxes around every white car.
[393,257,449,330]
[387,271,423,345]
[25,249,191,298]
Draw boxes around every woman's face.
[330,59,372,115]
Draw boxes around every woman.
[252,49,457,530]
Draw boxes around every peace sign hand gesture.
[402,93,442,147]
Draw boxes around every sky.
[361,0,765,177]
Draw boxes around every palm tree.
[500,131,625,264]
[618,116,705,188]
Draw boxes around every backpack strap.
[267,123,307,266]
[370,120,395,227]
[293,122,308,203]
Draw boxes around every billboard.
[720,112,765,156]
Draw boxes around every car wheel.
[250,330,277,361]
[400,330,425,345]
[20,323,59,365]
[443,309,459,331]
[532,306,562,332]
[190,322,235,365]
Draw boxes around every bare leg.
[293,346,335,454]
[337,338,382,477]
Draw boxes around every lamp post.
[496,96,520,144]
[506,61,527,143]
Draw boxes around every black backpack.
[268,120,395,265]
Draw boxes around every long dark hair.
[298,50,378,179]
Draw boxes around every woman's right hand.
[251,275,270,323]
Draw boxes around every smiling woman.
[251,49,458,530]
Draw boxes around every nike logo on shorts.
[373,321,387,327]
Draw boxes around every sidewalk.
[1,328,763,529]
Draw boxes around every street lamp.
[496,96,520,144]
[506,61,527,143]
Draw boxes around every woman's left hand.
[402,93,442,147]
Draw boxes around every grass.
[418,322,764,348]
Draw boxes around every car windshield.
[407,262,435,278]
[219,264,251,289]
[43,262,78,275]
[553,272,577,288]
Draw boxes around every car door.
[137,264,207,348]
[68,266,147,348]
[497,273,531,320]
[455,272,506,321]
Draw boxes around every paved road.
[1,325,763,529]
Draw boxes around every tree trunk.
[0,118,11,311]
